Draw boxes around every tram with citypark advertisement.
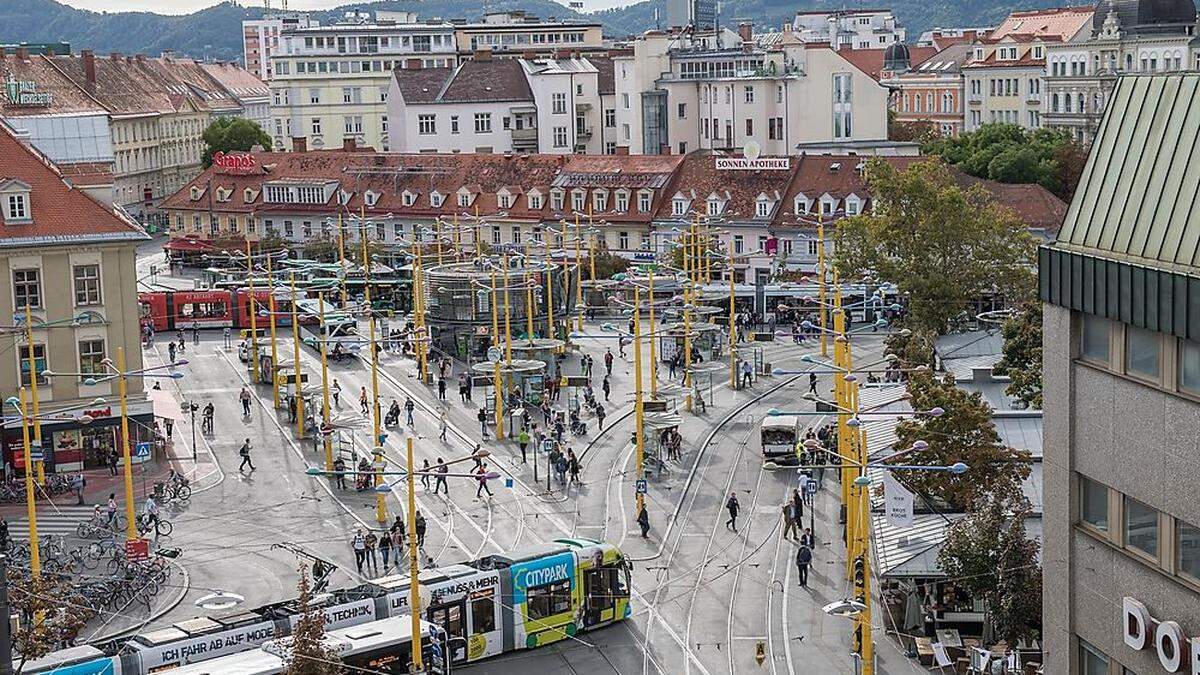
[23,539,630,675]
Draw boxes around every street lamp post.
[266,251,281,408]
[318,294,334,471]
[245,240,260,384]
[289,273,304,440]
[632,288,646,516]
[13,388,41,584]
[405,436,423,673]
[22,305,46,486]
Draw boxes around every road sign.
[135,442,152,459]
[635,479,648,495]
[805,478,819,496]
[28,439,43,462]
[125,538,150,562]
[487,346,503,363]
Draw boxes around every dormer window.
[756,199,771,218]
[243,187,259,203]
[614,190,629,212]
[593,189,608,212]
[528,190,544,210]
[5,193,29,222]
[215,187,230,203]
[550,189,565,212]
[845,194,862,215]
[672,197,688,217]
[189,186,203,201]
[571,189,586,214]
[430,191,444,207]
[794,194,810,214]
[637,190,652,213]
[497,188,515,210]
[456,188,474,208]
[400,190,415,207]
[365,190,380,207]
[707,199,722,216]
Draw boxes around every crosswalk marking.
[7,506,98,540]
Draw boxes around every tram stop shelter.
[639,411,683,478]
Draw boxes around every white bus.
[760,414,802,465]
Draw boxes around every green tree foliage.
[284,566,342,675]
[993,303,1043,409]
[10,570,90,673]
[201,117,272,168]
[937,500,1043,646]
[884,327,936,370]
[892,371,1031,511]
[587,250,631,280]
[922,123,1088,200]
[833,159,1037,335]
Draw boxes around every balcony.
[576,126,593,140]
[967,93,983,105]
[1026,93,1041,104]
[511,127,538,152]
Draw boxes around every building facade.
[242,13,315,81]
[453,12,605,59]
[793,9,906,49]
[963,7,1094,132]
[887,43,972,136]
[1043,0,1199,143]
[666,0,716,31]
[1041,73,1200,675]
[0,122,150,474]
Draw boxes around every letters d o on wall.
[1123,597,1200,674]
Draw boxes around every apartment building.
[887,43,973,136]
[200,61,272,130]
[666,0,716,30]
[269,18,458,152]
[615,25,890,156]
[242,13,315,81]
[0,122,151,474]
[1043,0,1198,143]
[454,12,605,59]
[1040,74,1200,675]
[793,9,906,49]
[962,7,1094,132]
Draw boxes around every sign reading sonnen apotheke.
[3,75,52,107]
[1123,597,1200,673]
[714,157,790,171]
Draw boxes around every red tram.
[139,289,305,332]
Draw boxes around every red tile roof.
[836,46,940,80]
[987,6,1093,41]
[0,125,146,247]
[0,54,106,116]
[653,152,797,221]
[395,60,534,105]
[199,62,270,100]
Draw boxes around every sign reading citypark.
[715,157,791,171]
[212,152,258,174]
[1123,597,1200,673]
[3,76,52,107]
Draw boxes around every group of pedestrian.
[350,513,427,577]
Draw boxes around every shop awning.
[149,389,183,421]
[164,238,214,252]
[643,412,682,431]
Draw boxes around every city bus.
[760,414,802,465]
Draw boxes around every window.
[553,126,568,148]
[1125,326,1160,379]
[497,192,513,209]
[418,114,436,135]
[5,193,29,221]
[604,109,616,127]
[621,93,630,108]
[1124,496,1159,558]
[614,192,628,212]
[755,199,770,218]
[1177,519,1200,580]
[571,191,585,213]
[527,579,571,621]
[672,199,687,216]
[638,192,651,212]
[733,235,744,254]
[745,119,753,136]
[1178,339,1200,393]
[79,339,105,375]
[18,343,46,386]
[13,269,41,309]
[618,232,628,249]
[311,118,321,135]
[552,93,567,114]
[474,113,492,134]
[707,199,722,216]
[73,264,102,306]
[1079,474,1108,531]
[677,102,686,118]
[470,593,496,634]
[551,191,564,211]
[1080,314,1110,362]
[458,192,472,208]
[621,123,630,141]
[430,192,444,207]
[309,88,320,104]
[1080,640,1108,675]
[528,193,543,210]
[744,85,754,103]
[832,73,853,139]
[402,191,416,207]
[511,225,521,243]
[491,225,501,245]
[593,191,608,212]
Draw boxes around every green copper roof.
[1057,74,1200,273]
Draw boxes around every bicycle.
[137,514,173,539]
[77,516,123,540]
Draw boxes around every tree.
[883,327,936,370]
[922,123,1088,201]
[891,371,1031,511]
[587,250,631,280]
[284,566,341,675]
[201,117,272,169]
[833,159,1037,334]
[938,500,1042,645]
[10,570,89,674]
[887,110,937,143]
[993,303,1043,409]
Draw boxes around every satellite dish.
[743,140,761,161]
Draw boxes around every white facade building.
[793,9,906,49]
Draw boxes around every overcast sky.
[57,0,618,15]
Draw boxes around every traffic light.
[852,555,866,594]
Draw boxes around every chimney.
[405,58,422,69]
[110,52,122,61]
[135,53,146,61]
[738,22,753,45]
[83,49,96,94]
[15,47,29,61]
[615,145,630,155]
[342,136,356,151]
[161,49,174,60]
[292,136,307,152]
[474,48,492,61]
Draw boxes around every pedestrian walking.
[781,501,799,540]
[459,374,469,403]
[602,375,611,402]
[740,360,753,389]
[106,493,118,526]
[240,386,252,416]
[390,522,405,562]
[405,397,416,426]
[332,380,341,408]
[333,456,347,490]
[725,492,740,532]
[439,409,448,441]
[351,530,366,574]
[795,541,813,587]
[420,459,431,491]
[437,377,447,401]
[475,463,493,499]
[359,387,369,415]
[364,531,378,574]
[191,321,199,345]
[800,528,814,548]
[637,504,650,538]
[223,326,231,349]
[808,372,818,395]
[72,473,86,505]
[435,458,449,495]
[379,529,391,569]
[792,488,805,524]
[604,348,614,376]
[567,449,580,484]
[465,375,473,403]
[517,428,530,463]
[168,341,176,364]
[477,407,488,437]
[238,438,256,472]
[415,511,427,548]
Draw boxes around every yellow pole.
[246,240,259,384]
[414,244,428,383]
[318,294,333,471]
[502,254,513,366]
[588,232,597,282]
[683,282,693,412]
[18,387,41,581]
[818,214,827,357]
[362,232,387,525]
[267,253,280,409]
[289,273,304,439]
[489,265,504,439]
[545,239,555,342]
[24,304,45,485]
[435,220,444,267]
[633,288,645,515]
[575,215,584,334]
[116,347,137,542]
[647,271,658,398]
[406,437,423,672]
[524,264,535,341]
[338,212,348,307]
[728,241,737,388]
